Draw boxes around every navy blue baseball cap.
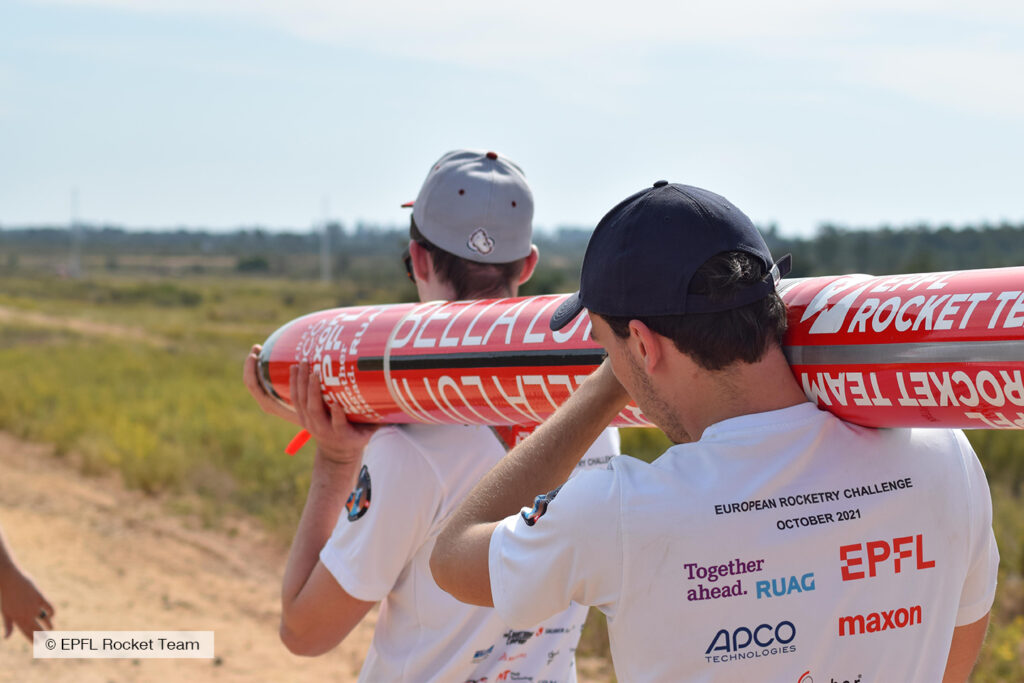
[549,181,791,330]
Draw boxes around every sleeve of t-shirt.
[954,430,1000,626]
[319,428,442,602]
[488,465,623,629]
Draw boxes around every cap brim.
[549,292,584,331]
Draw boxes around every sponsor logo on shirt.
[840,534,935,581]
[521,486,561,526]
[704,620,797,664]
[471,645,494,663]
[838,605,922,636]
[540,626,571,635]
[684,557,764,602]
[546,650,559,665]
[344,465,372,522]
[464,678,488,683]
[798,671,863,683]
[503,629,534,646]
[498,652,526,662]
[756,573,815,599]
[496,671,533,682]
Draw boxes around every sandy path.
[0,305,172,347]
[0,433,373,682]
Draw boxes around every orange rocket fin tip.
[285,429,311,456]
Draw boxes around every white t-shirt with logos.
[489,403,998,682]
[320,423,620,683]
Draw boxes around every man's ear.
[516,245,540,285]
[628,319,664,372]
[409,240,433,283]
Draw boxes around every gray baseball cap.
[403,149,534,264]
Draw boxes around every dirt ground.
[0,432,373,682]
[0,433,613,682]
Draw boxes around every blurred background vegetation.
[1,220,1023,679]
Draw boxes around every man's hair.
[411,217,527,300]
[600,251,788,371]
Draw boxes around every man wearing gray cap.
[243,150,619,681]
[431,181,997,681]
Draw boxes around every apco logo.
[503,630,534,646]
[840,534,934,581]
[704,620,797,664]
[839,604,922,636]
[756,573,815,599]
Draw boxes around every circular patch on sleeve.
[521,484,563,527]
[345,465,372,522]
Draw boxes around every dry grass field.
[0,267,1021,681]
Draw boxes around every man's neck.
[670,347,809,441]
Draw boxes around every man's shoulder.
[368,423,498,450]
[364,423,505,482]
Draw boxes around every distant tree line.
[2,220,1023,285]
[764,222,1024,277]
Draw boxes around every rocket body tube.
[258,266,1024,430]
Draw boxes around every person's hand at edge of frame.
[0,563,54,643]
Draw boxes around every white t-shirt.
[320,423,620,683]
[489,403,999,682]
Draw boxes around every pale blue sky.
[2,0,1022,236]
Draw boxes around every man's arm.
[278,362,377,656]
[0,525,54,642]
[430,360,628,606]
[942,613,989,682]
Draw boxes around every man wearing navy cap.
[432,181,997,681]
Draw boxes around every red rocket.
[258,266,1024,433]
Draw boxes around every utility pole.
[69,188,82,278]
[319,195,332,284]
